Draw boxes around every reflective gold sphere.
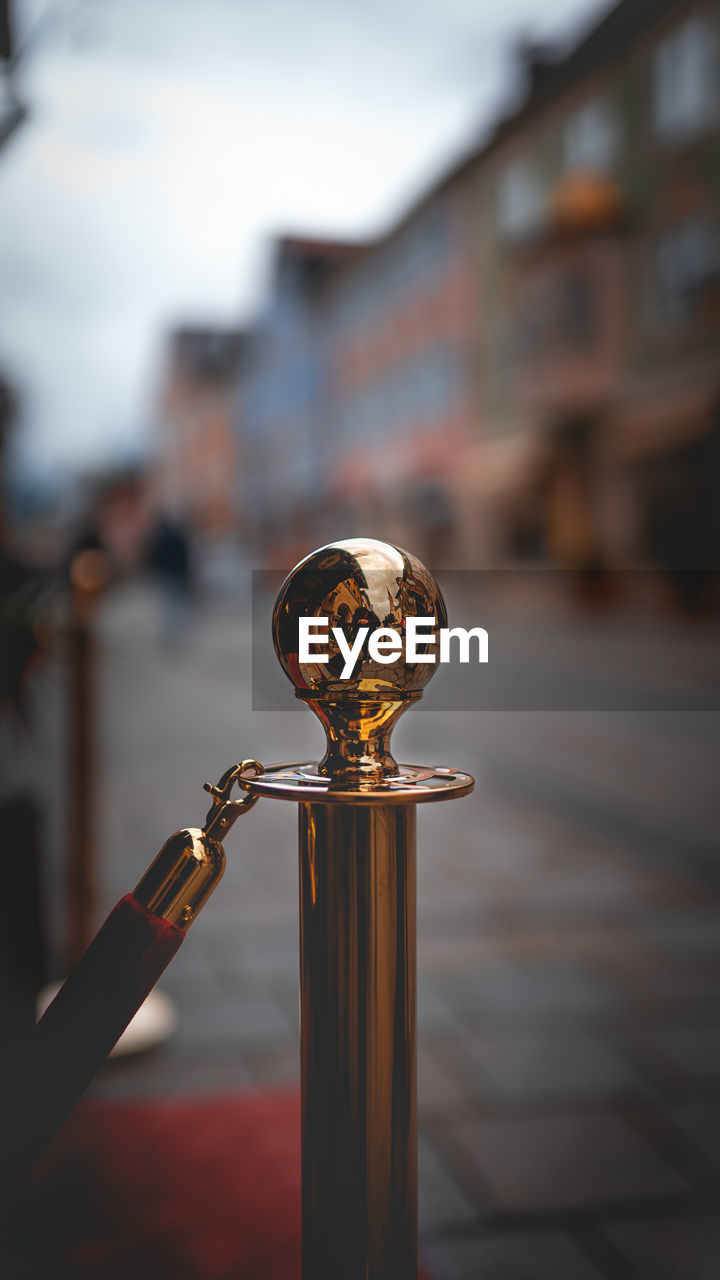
[272,537,447,699]
[272,538,448,781]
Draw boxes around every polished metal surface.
[272,537,447,784]
[133,826,225,930]
[300,802,417,1280]
[257,538,474,1278]
[133,761,263,930]
[201,759,263,838]
[239,760,474,805]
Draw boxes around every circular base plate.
[239,762,474,805]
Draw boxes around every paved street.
[34,578,720,1279]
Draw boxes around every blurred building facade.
[237,238,360,564]
[322,173,478,567]
[232,0,719,578]
[153,326,246,535]
[470,0,720,581]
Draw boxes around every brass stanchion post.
[240,538,473,1279]
[66,549,108,970]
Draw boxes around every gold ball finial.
[272,537,447,782]
[273,537,446,697]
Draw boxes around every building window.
[517,270,598,358]
[496,157,544,238]
[516,278,547,360]
[653,15,719,140]
[560,271,597,346]
[651,216,719,328]
[563,96,619,172]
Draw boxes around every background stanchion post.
[66,549,107,972]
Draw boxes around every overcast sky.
[0,0,606,487]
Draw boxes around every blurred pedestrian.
[144,514,193,650]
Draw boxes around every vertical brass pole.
[66,549,107,971]
[67,574,97,970]
[243,537,474,1279]
[299,803,417,1280]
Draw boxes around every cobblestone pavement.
[34,580,720,1279]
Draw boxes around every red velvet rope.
[1,894,184,1189]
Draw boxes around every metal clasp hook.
[202,759,264,840]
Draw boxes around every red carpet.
[10,1092,430,1279]
[16,1092,303,1280]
